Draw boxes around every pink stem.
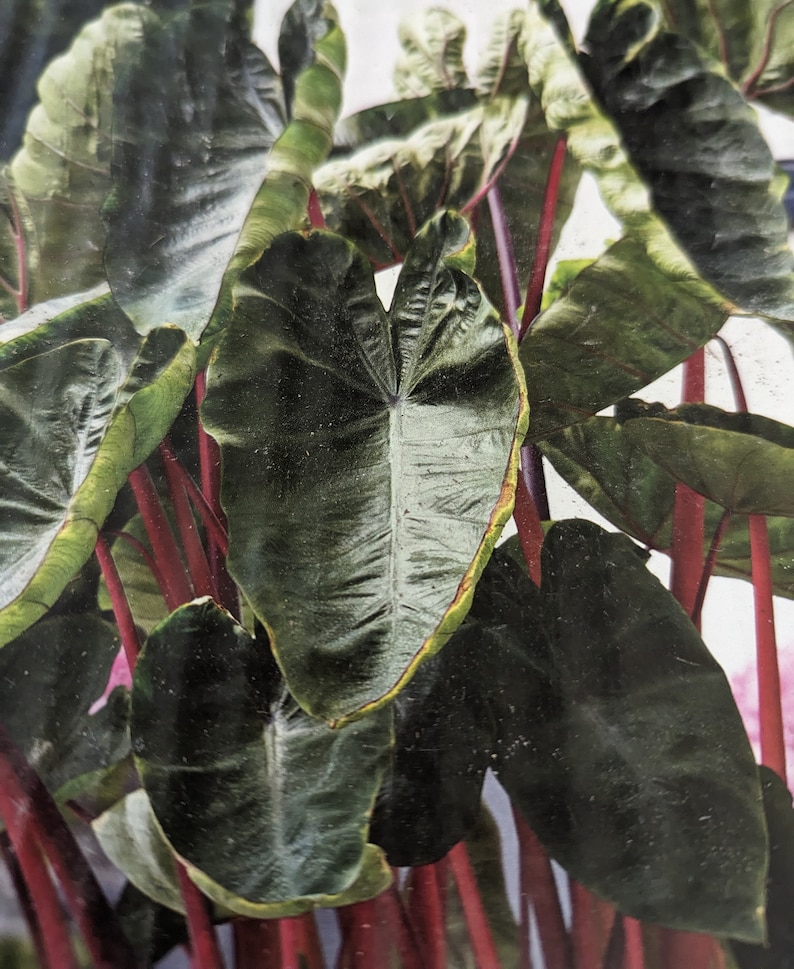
[570,881,599,969]
[128,463,193,609]
[486,186,521,334]
[233,919,280,968]
[409,865,447,969]
[378,884,423,969]
[749,513,787,782]
[519,136,567,340]
[448,841,502,969]
[690,507,733,629]
[95,534,141,669]
[0,831,78,969]
[309,188,327,229]
[623,917,645,969]
[176,864,226,969]
[160,440,216,598]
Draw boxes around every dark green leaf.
[104,0,287,340]
[716,514,794,600]
[6,5,144,305]
[0,292,195,645]
[0,614,129,800]
[622,402,794,516]
[497,520,768,940]
[520,237,727,441]
[371,549,548,866]
[393,8,469,98]
[583,0,794,324]
[114,882,189,969]
[658,0,794,118]
[730,767,794,968]
[130,598,392,915]
[202,212,527,724]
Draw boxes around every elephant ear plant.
[1,0,794,966]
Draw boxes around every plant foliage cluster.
[0,0,794,966]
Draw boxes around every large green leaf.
[393,8,469,99]
[0,292,195,646]
[5,4,145,306]
[583,0,794,324]
[130,598,392,916]
[498,520,768,940]
[277,0,336,112]
[622,402,794,516]
[0,614,129,801]
[105,0,344,341]
[202,211,527,724]
[520,237,727,441]
[729,767,794,969]
[541,413,794,598]
[658,0,794,117]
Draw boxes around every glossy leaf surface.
[623,402,794,516]
[0,614,129,800]
[202,212,527,724]
[105,0,344,341]
[499,521,767,940]
[0,293,195,645]
[658,0,794,117]
[6,5,143,305]
[520,237,727,441]
[130,599,392,915]
[584,0,794,324]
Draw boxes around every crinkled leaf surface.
[0,614,129,800]
[729,767,794,969]
[130,598,392,915]
[583,0,794,324]
[105,0,344,341]
[202,212,527,724]
[371,548,548,867]
[520,237,727,441]
[393,7,469,98]
[622,402,794,516]
[277,0,336,113]
[498,521,767,940]
[0,292,195,645]
[6,4,145,306]
[658,0,794,118]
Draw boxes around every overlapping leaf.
[5,4,145,306]
[0,291,195,646]
[202,212,527,724]
[583,0,794,325]
[105,0,344,341]
[0,614,129,801]
[622,402,794,516]
[130,599,392,916]
[520,237,727,441]
[658,0,794,118]
[498,521,767,940]
[393,8,469,98]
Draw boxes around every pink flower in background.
[89,646,133,715]
[729,646,794,787]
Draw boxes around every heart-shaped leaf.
[583,0,794,325]
[202,211,527,724]
[498,520,768,941]
[130,598,392,915]
[0,291,195,645]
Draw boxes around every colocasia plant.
[0,0,793,966]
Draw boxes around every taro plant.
[0,0,793,967]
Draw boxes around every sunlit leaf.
[130,598,392,915]
[202,211,527,724]
[0,292,195,646]
[583,0,794,324]
[393,7,469,98]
